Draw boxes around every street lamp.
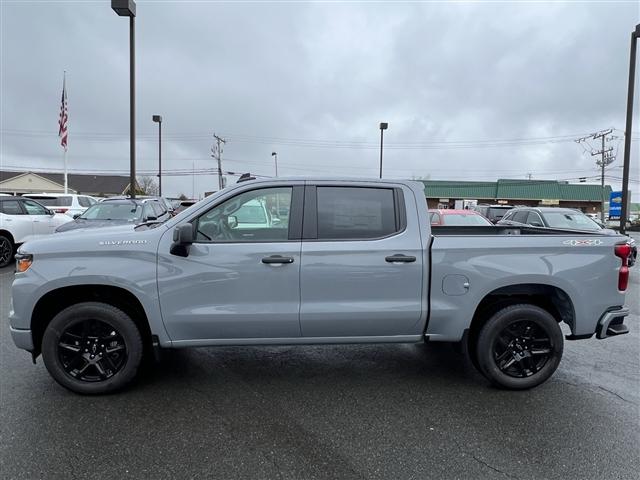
[620,23,640,234]
[152,115,162,196]
[111,0,137,197]
[271,151,278,177]
[379,122,388,179]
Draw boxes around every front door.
[299,184,425,338]
[157,185,303,342]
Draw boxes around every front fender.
[10,249,172,346]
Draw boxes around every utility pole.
[620,24,640,234]
[590,129,615,222]
[576,129,615,223]
[212,133,226,191]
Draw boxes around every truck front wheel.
[41,302,143,394]
[475,304,563,390]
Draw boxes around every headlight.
[15,253,33,273]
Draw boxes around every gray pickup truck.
[9,178,633,394]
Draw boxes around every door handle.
[385,254,416,263]
[262,255,294,264]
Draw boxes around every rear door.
[299,183,425,338]
[21,199,54,234]
[0,199,33,242]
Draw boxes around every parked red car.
[429,209,493,226]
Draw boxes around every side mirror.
[227,215,238,229]
[170,224,194,257]
[48,209,55,216]
[73,213,81,219]
[145,215,158,222]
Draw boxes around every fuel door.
[442,274,470,296]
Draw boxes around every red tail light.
[615,244,631,291]
[53,208,68,214]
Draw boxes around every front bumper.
[9,326,34,351]
[596,307,630,339]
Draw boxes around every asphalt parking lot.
[0,237,638,480]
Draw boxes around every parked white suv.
[0,196,72,267]
[22,193,98,217]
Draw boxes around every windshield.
[443,214,492,226]
[80,202,142,221]
[543,212,601,231]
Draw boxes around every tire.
[475,304,563,390]
[42,302,143,394]
[0,234,14,268]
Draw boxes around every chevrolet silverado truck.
[9,178,633,394]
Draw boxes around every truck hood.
[19,223,166,255]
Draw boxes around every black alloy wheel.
[42,302,143,394]
[58,319,128,382]
[475,304,564,390]
[492,320,553,378]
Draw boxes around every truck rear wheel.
[475,304,563,390]
[41,302,143,394]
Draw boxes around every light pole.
[112,0,136,197]
[379,122,388,179]
[152,115,162,196]
[271,151,278,177]
[620,23,640,234]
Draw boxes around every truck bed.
[431,225,608,236]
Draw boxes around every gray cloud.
[1,1,638,198]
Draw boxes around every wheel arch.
[467,283,575,351]
[0,229,15,243]
[31,285,153,358]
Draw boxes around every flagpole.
[64,149,68,194]
[62,71,68,193]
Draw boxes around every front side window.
[22,200,49,215]
[512,211,529,223]
[78,196,95,208]
[526,212,545,227]
[194,187,292,242]
[316,187,397,240]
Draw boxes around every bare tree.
[137,176,159,196]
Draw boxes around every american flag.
[58,75,68,151]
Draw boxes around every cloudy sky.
[1,0,639,198]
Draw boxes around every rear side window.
[0,200,24,215]
[316,187,397,240]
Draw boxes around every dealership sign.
[609,191,622,220]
